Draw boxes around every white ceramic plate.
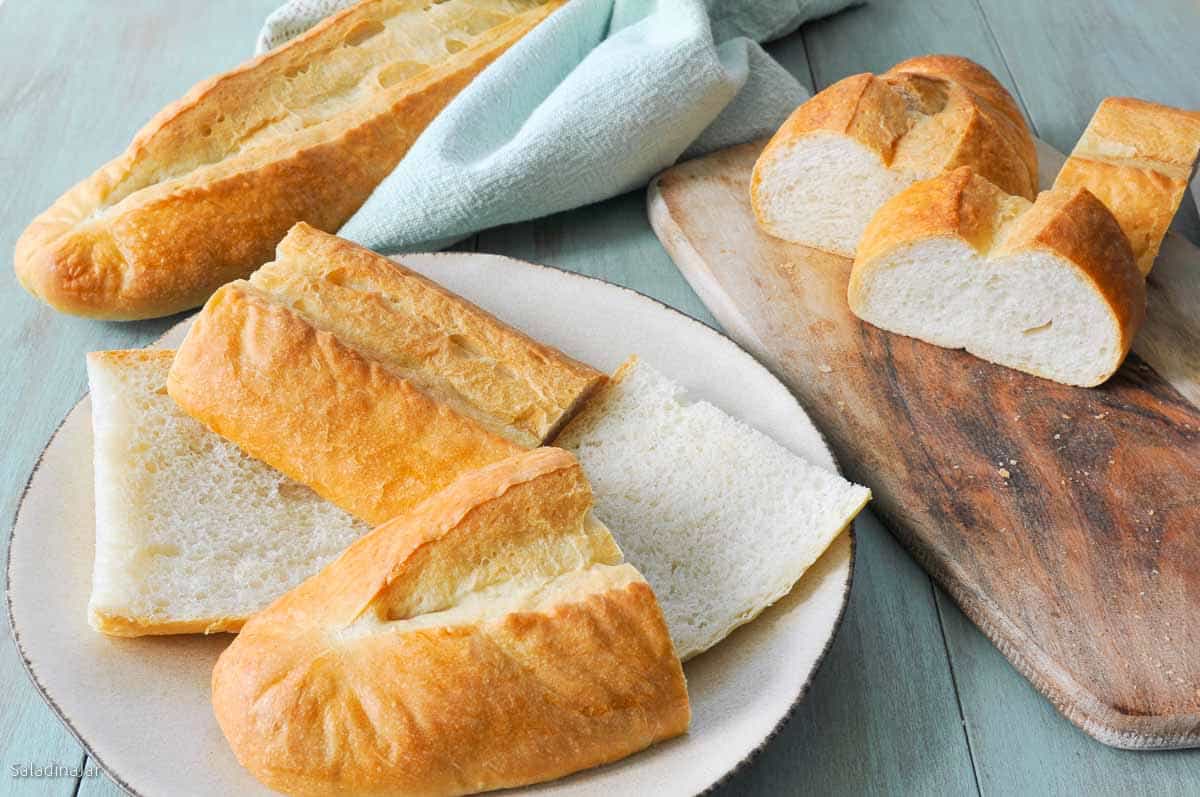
[7,253,854,797]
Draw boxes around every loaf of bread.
[1052,97,1200,275]
[849,97,1200,387]
[849,168,1142,387]
[212,447,690,797]
[87,350,369,636]
[168,223,605,525]
[554,357,871,659]
[750,55,1036,257]
[15,0,562,320]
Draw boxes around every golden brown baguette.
[212,447,690,797]
[15,0,562,320]
[168,224,605,525]
[750,54,1037,257]
[1052,97,1200,275]
[849,166,1143,387]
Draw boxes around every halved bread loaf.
[750,55,1036,257]
[1052,98,1200,275]
[554,357,871,660]
[15,0,562,320]
[87,350,368,636]
[849,168,1143,387]
[168,223,605,525]
[848,97,1200,387]
[212,447,690,797]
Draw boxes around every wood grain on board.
[648,139,1200,749]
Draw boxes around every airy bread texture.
[87,350,368,636]
[1052,97,1200,275]
[750,55,1036,257]
[554,357,871,660]
[212,447,690,797]
[850,167,1144,387]
[15,0,562,320]
[168,224,605,525]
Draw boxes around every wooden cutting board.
[647,139,1200,750]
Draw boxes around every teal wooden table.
[3,1,1200,794]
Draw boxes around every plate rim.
[5,252,857,797]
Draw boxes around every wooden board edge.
[646,165,1200,751]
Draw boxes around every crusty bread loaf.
[212,447,690,797]
[554,357,871,660]
[1052,97,1200,275]
[15,0,562,320]
[849,167,1143,387]
[750,55,1036,257]
[87,350,368,636]
[168,224,605,525]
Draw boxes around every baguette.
[15,0,562,320]
[750,55,1036,257]
[1052,97,1200,275]
[212,448,690,797]
[849,168,1143,387]
[87,350,368,636]
[848,97,1200,386]
[168,223,606,525]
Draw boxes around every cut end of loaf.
[849,236,1130,387]
[752,132,913,257]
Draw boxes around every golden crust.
[88,608,244,637]
[1052,97,1200,275]
[851,167,1143,385]
[751,54,1036,237]
[167,226,604,526]
[212,448,690,796]
[15,0,563,320]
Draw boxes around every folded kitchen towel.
[258,0,854,252]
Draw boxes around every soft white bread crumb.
[87,350,368,635]
[555,357,871,660]
[753,132,915,257]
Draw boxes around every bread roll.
[15,0,562,320]
[168,224,605,525]
[750,55,1036,257]
[87,350,368,636]
[554,357,871,659]
[1052,97,1200,275]
[849,167,1143,387]
[212,448,690,797]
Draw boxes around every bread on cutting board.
[87,349,368,636]
[15,0,562,320]
[750,55,1037,257]
[168,223,606,526]
[848,97,1200,387]
[1053,97,1200,275]
[555,357,871,660]
[212,447,690,797]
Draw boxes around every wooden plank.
[0,1,279,793]
[798,0,1200,776]
[478,190,978,794]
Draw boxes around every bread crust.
[851,167,1144,386]
[212,448,690,796]
[168,225,604,526]
[1052,97,1200,275]
[751,55,1037,250]
[15,0,562,320]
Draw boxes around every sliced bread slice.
[87,349,368,636]
[554,357,871,660]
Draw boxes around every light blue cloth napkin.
[258,0,853,252]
